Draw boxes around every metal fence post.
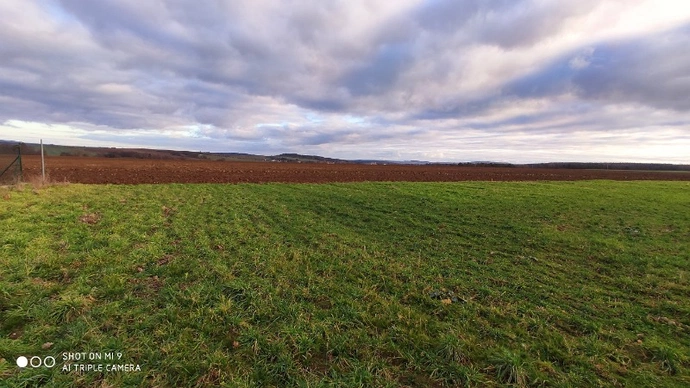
[41,139,45,182]
[17,144,23,181]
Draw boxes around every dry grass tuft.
[8,173,70,192]
[27,173,70,189]
[162,205,176,217]
[79,213,101,225]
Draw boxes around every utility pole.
[41,139,45,182]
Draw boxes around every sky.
[1,0,689,163]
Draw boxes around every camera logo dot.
[17,356,28,368]
[16,356,56,368]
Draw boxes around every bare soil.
[20,155,690,184]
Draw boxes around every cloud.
[341,43,414,96]
[573,25,690,111]
[0,0,689,163]
[502,23,690,111]
[413,0,599,48]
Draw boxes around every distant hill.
[269,153,345,164]
[1,140,688,170]
[0,140,343,163]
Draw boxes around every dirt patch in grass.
[129,276,164,296]
[305,352,335,375]
[312,296,332,310]
[157,255,174,266]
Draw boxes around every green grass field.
[1,181,689,387]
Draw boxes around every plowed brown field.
[20,155,690,184]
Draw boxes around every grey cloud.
[332,0,602,115]
[412,0,597,48]
[1,0,689,163]
[416,21,690,125]
[57,2,270,79]
[572,25,690,111]
[58,0,188,52]
[503,24,690,111]
[253,121,420,148]
[414,0,508,33]
[503,60,575,98]
[0,1,424,125]
[341,43,414,96]
[291,97,347,113]
[410,97,496,121]
[477,1,597,48]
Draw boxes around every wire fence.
[0,144,22,184]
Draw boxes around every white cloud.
[0,0,688,163]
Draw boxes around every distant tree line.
[455,162,516,168]
[451,161,690,171]
[0,143,22,155]
[102,150,197,159]
[523,162,690,171]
